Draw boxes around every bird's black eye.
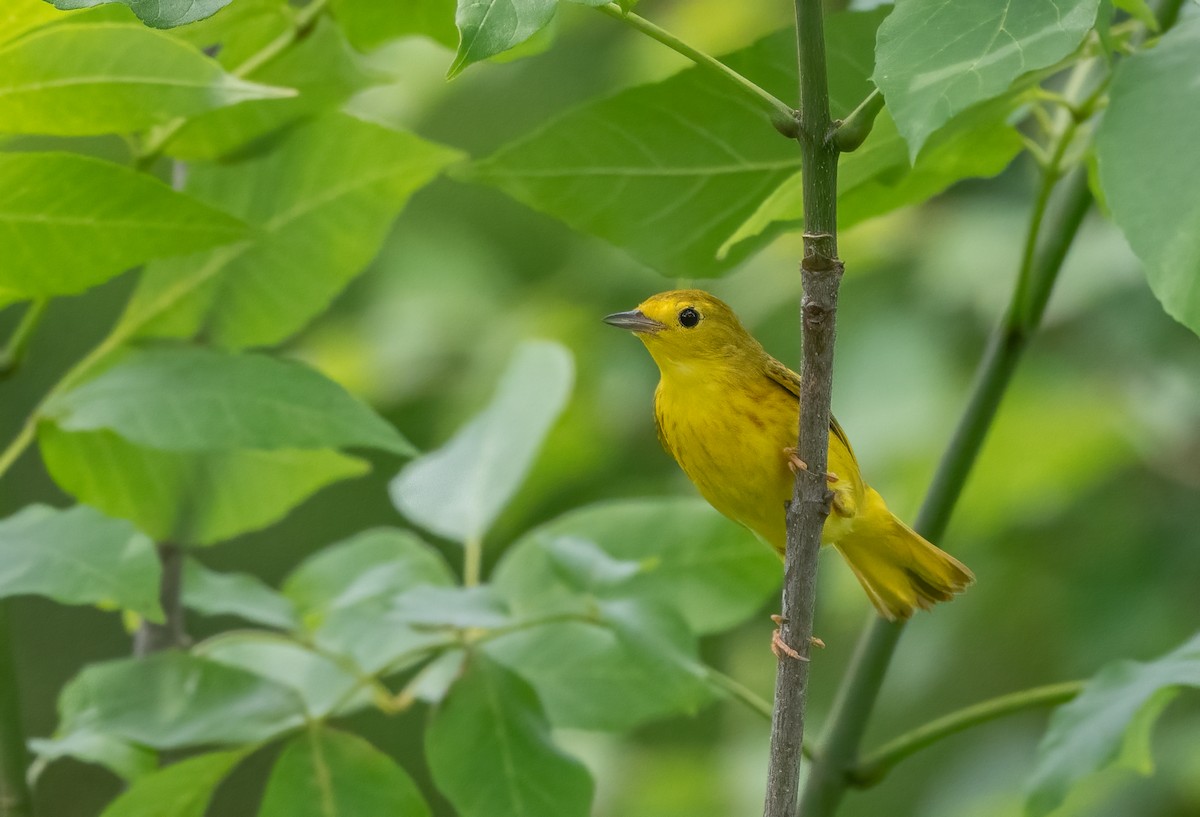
[679,307,700,328]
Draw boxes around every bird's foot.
[782,448,839,483]
[770,614,808,662]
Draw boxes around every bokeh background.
[3,0,1199,814]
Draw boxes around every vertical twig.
[0,604,31,817]
[762,0,843,815]
[133,543,189,656]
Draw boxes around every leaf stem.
[0,603,32,817]
[831,89,884,152]
[132,543,189,656]
[0,300,48,382]
[462,536,483,588]
[594,3,796,131]
[763,0,842,814]
[849,681,1083,786]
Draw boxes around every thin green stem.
[850,681,1082,786]
[0,301,47,381]
[595,3,796,130]
[0,603,31,817]
[831,90,884,152]
[462,536,483,588]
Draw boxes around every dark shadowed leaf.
[1095,18,1200,338]
[426,654,592,817]
[98,749,249,817]
[0,23,292,135]
[1026,632,1200,817]
[260,727,432,817]
[0,504,162,621]
[0,153,247,302]
[181,560,298,629]
[51,0,232,28]
[390,340,573,543]
[40,426,368,546]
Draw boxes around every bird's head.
[603,290,761,371]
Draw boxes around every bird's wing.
[762,355,859,466]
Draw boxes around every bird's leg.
[783,447,840,483]
[770,614,825,660]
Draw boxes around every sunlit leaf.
[390,340,573,544]
[493,498,778,634]
[0,23,292,135]
[426,653,592,817]
[51,0,232,28]
[45,345,412,455]
[98,749,249,817]
[0,153,247,301]
[40,427,367,547]
[0,0,71,46]
[874,0,1099,157]
[260,727,432,817]
[124,113,463,349]
[1095,18,1200,338]
[448,0,556,78]
[182,560,298,629]
[1026,632,1200,817]
[52,652,306,749]
[0,504,162,621]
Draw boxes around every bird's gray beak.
[602,309,665,334]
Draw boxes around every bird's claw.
[782,448,839,483]
[770,614,808,662]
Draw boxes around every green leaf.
[45,345,413,455]
[166,19,380,160]
[52,652,306,749]
[332,0,458,50]
[486,600,711,731]
[0,153,247,301]
[0,0,71,46]
[123,113,463,349]
[283,528,455,624]
[40,426,368,546]
[196,633,369,718]
[29,730,156,782]
[260,727,431,817]
[1112,0,1157,30]
[1025,632,1200,817]
[98,749,249,817]
[874,0,1099,158]
[390,340,573,544]
[467,11,885,278]
[426,653,593,817]
[448,0,557,78]
[52,0,232,28]
[182,560,298,629]
[168,0,291,68]
[1095,18,1200,338]
[0,504,162,621]
[0,23,293,135]
[493,498,778,634]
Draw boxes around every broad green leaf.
[0,504,162,622]
[98,749,249,817]
[196,633,369,718]
[123,113,463,349]
[283,528,455,624]
[720,95,1024,255]
[386,585,512,629]
[0,153,247,301]
[28,730,156,782]
[40,426,368,546]
[448,0,556,78]
[390,340,573,543]
[169,0,292,68]
[52,652,306,749]
[1095,18,1200,338]
[52,0,232,28]
[874,0,1099,158]
[260,727,431,817]
[467,10,886,278]
[426,654,592,817]
[0,0,69,45]
[486,600,711,731]
[0,23,293,135]
[166,19,379,160]
[1026,632,1200,817]
[332,0,458,50]
[182,560,298,629]
[45,345,412,455]
[493,498,778,634]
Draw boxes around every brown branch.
[133,544,189,656]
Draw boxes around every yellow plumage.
[604,289,972,620]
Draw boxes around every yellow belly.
[655,375,863,552]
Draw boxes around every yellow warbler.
[604,290,972,620]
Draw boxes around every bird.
[604,289,973,629]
